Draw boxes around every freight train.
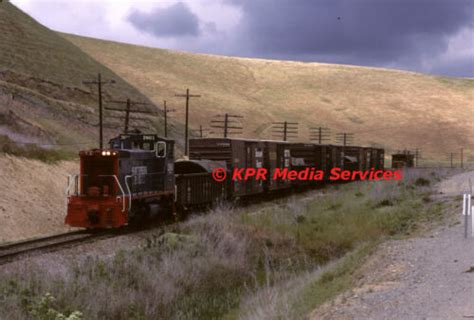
[65,131,384,229]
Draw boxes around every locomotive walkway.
[311,171,474,320]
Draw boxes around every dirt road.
[311,171,474,320]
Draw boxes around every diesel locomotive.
[65,132,384,229]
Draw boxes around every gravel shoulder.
[311,170,474,320]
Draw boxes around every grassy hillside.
[0,2,178,151]
[63,34,474,159]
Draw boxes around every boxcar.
[189,138,265,198]
[327,145,344,171]
[289,143,330,186]
[372,148,385,169]
[263,140,292,192]
[343,146,365,172]
[391,152,412,168]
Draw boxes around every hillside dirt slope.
[64,34,474,159]
[0,2,174,150]
[310,171,474,319]
[0,155,78,243]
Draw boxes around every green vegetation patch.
[0,135,74,163]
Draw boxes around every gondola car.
[174,159,227,211]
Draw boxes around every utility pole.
[414,148,420,168]
[106,98,153,133]
[83,73,115,149]
[197,125,212,138]
[447,152,455,168]
[335,133,354,170]
[309,126,331,144]
[210,113,244,138]
[272,121,298,141]
[335,133,354,147]
[175,89,201,156]
[162,100,176,138]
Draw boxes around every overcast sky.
[11,0,474,78]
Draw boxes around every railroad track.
[0,230,116,265]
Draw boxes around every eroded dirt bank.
[0,155,78,243]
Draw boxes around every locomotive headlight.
[106,151,111,156]
[102,151,107,156]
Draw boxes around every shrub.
[414,177,431,187]
[0,135,74,163]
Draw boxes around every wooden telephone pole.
[309,127,331,144]
[335,132,354,146]
[272,121,298,141]
[198,125,213,138]
[82,73,115,149]
[106,99,153,133]
[162,100,176,138]
[175,89,201,156]
[210,114,244,138]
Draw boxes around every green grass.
[292,242,377,318]
[240,180,442,265]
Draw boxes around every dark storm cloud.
[128,2,200,37]
[227,0,473,75]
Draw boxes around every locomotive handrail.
[65,174,74,206]
[66,174,82,198]
[98,175,127,212]
[125,175,132,211]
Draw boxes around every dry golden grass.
[0,155,78,243]
[63,34,474,158]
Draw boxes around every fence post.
[465,194,469,238]
[463,194,472,238]
[470,194,473,237]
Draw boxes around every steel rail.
[0,231,113,265]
